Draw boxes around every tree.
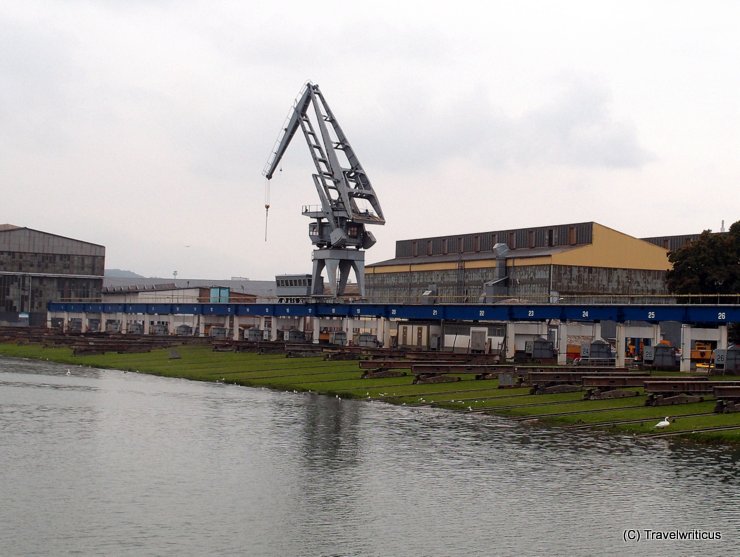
[665,220,740,301]
[665,221,740,344]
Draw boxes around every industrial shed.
[365,222,671,303]
[102,284,257,304]
[0,225,105,326]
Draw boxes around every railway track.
[566,412,717,430]
[646,424,740,438]
[505,403,650,419]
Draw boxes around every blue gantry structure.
[47,301,739,326]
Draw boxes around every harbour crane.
[263,82,385,298]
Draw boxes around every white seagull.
[655,417,671,428]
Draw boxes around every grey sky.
[1,1,738,280]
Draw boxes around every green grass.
[546,401,715,426]
[2,342,739,445]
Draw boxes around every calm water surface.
[1,356,738,556]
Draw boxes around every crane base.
[312,249,366,298]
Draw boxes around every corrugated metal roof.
[1,233,105,257]
[369,244,577,267]
[641,233,709,252]
[396,221,594,245]
[393,222,594,259]
[0,224,105,251]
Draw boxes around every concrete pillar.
[718,325,728,350]
[377,317,388,348]
[233,315,240,340]
[62,312,69,333]
[198,318,206,337]
[652,324,661,345]
[680,324,692,372]
[143,317,150,336]
[557,322,569,365]
[505,323,516,360]
[345,318,355,344]
[592,322,602,341]
[270,317,278,341]
[615,323,626,368]
[312,316,321,344]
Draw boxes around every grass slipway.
[2,342,739,445]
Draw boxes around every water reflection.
[1,356,738,557]
[300,395,362,469]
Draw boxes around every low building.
[102,284,256,304]
[103,276,276,302]
[88,284,258,335]
[0,225,104,326]
[366,222,672,303]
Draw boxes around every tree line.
[665,220,739,298]
[665,220,738,342]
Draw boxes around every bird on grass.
[655,417,671,428]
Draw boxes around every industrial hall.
[365,221,692,304]
[0,225,105,327]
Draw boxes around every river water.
[1,356,738,556]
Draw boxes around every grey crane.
[263,82,385,298]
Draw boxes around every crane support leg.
[312,249,366,298]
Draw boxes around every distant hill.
[105,269,145,278]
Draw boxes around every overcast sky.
[2,1,739,280]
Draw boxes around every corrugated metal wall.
[0,228,105,325]
[365,263,669,303]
